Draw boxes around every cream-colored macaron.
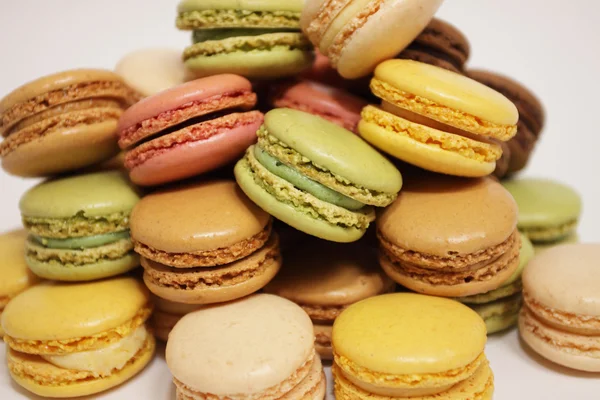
[166,294,326,399]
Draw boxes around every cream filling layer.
[41,325,148,376]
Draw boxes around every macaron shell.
[1,277,149,340]
[522,243,600,317]
[2,120,120,177]
[19,170,140,219]
[0,230,38,299]
[533,233,579,254]
[115,48,187,97]
[130,180,270,253]
[166,294,314,396]
[234,158,367,243]
[378,176,517,257]
[178,0,304,12]
[25,251,139,282]
[263,108,402,195]
[374,60,518,126]
[128,115,261,186]
[264,240,393,306]
[357,117,496,177]
[185,47,314,79]
[7,335,155,398]
[314,323,333,360]
[333,293,487,375]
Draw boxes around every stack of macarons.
[264,239,395,359]
[131,180,281,306]
[176,0,314,79]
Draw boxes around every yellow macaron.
[358,60,518,177]
[1,276,155,398]
[0,230,39,337]
[332,293,493,399]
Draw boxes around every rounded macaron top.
[502,178,582,228]
[416,18,471,64]
[333,293,487,374]
[178,0,304,12]
[523,243,600,317]
[166,293,314,396]
[263,108,402,194]
[117,74,253,133]
[264,240,393,306]
[378,176,518,256]
[19,171,140,219]
[130,180,270,253]
[1,276,150,341]
[0,69,127,116]
[0,230,38,299]
[374,60,519,126]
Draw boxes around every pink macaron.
[118,74,263,186]
[270,80,367,132]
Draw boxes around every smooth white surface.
[0,0,598,399]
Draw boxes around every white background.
[0,1,598,399]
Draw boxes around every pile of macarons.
[0,0,597,399]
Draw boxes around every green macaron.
[177,0,313,79]
[456,233,534,334]
[235,108,402,243]
[502,178,581,243]
[19,171,141,281]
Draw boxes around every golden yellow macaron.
[0,229,39,337]
[332,293,493,399]
[1,276,154,398]
[358,60,518,177]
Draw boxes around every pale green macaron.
[235,108,402,243]
[456,233,534,334]
[19,171,141,281]
[502,178,581,243]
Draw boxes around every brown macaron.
[150,295,203,341]
[467,70,545,177]
[377,174,520,297]
[399,18,470,73]
[0,69,138,177]
[264,239,394,360]
[130,180,281,304]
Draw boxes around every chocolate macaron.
[377,174,520,297]
[131,180,281,304]
[264,239,394,359]
[399,18,470,73]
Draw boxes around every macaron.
[0,69,137,177]
[332,293,492,398]
[118,74,263,186]
[115,48,187,98]
[399,18,470,73]
[456,233,534,334]
[176,0,314,79]
[19,171,140,281]
[1,277,155,397]
[378,175,520,297]
[301,0,443,78]
[264,239,395,359]
[166,294,326,399]
[150,295,202,341]
[533,232,579,254]
[520,244,600,372]
[270,80,367,132]
[359,60,519,177]
[502,178,582,243]
[468,69,545,177]
[234,108,402,243]
[0,230,39,337]
[131,180,281,304]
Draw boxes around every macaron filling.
[177,10,302,29]
[253,145,364,211]
[22,211,131,239]
[41,325,149,376]
[192,28,298,42]
[242,146,375,230]
[520,219,578,242]
[30,230,130,250]
[257,125,396,206]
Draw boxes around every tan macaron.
[378,174,519,297]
